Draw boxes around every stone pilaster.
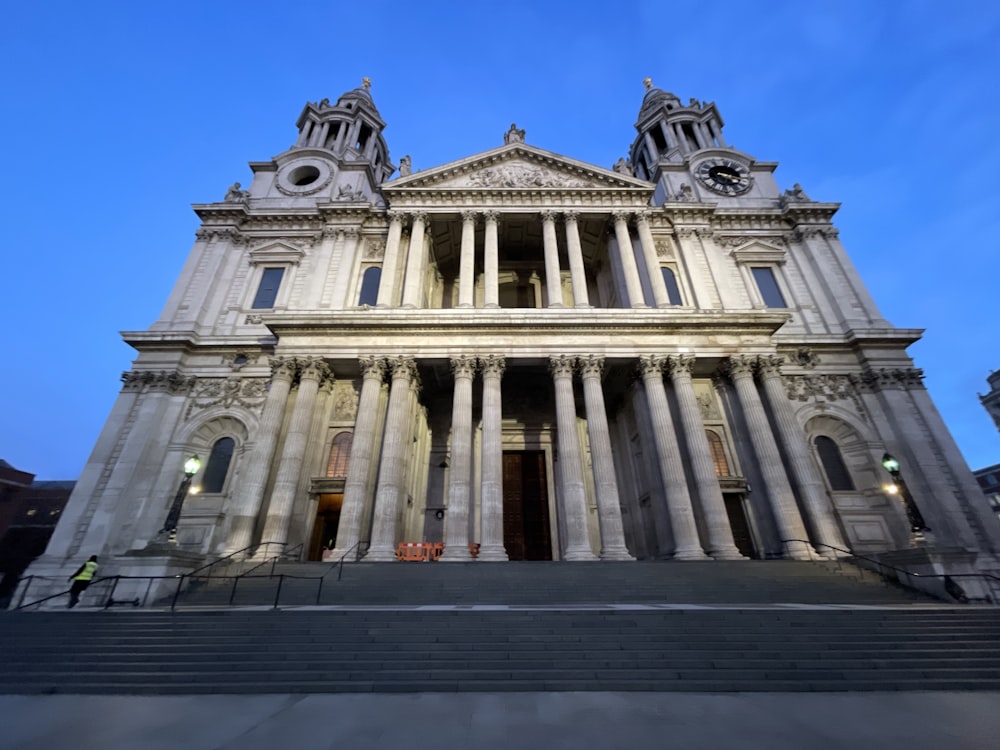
[259,358,330,548]
[635,211,672,307]
[666,355,743,559]
[638,356,708,559]
[225,358,296,553]
[564,212,590,307]
[483,212,500,308]
[758,356,845,557]
[578,355,632,560]
[366,357,419,561]
[542,211,564,307]
[330,357,386,560]
[550,356,598,560]
[376,212,404,307]
[401,213,427,307]
[440,356,477,560]
[725,356,811,559]
[458,212,477,308]
[477,355,508,560]
[613,212,646,307]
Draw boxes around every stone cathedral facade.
[27,79,1000,591]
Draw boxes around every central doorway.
[309,493,343,561]
[502,450,552,560]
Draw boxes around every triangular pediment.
[383,144,653,193]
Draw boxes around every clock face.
[696,158,752,195]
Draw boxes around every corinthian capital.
[577,355,605,380]
[549,355,576,379]
[269,357,298,381]
[638,355,666,378]
[298,358,331,382]
[479,354,506,379]
[757,355,785,378]
[388,356,418,381]
[665,354,695,379]
[359,356,387,381]
[450,355,478,380]
[723,355,756,380]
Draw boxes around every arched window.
[201,437,235,493]
[358,267,381,306]
[814,435,855,491]
[661,267,683,305]
[326,432,353,478]
[706,430,730,477]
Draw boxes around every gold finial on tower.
[362,76,371,89]
[643,77,653,91]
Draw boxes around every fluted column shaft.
[401,213,427,307]
[549,357,598,560]
[376,213,404,307]
[477,355,508,560]
[331,358,386,559]
[726,356,811,559]
[365,358,419,561]
[225,359,295,553]
[441,357,477,560]
[639,356,708,559]
[458,212,476,308]
[666,355,743,559]
[484,212,500,308]
[564,212,590,307]
[635,212,671,307]
[579,356,632,560]
[759,357,846,557]
[542,212,564,307]
[613,212,646,307]
[260,359,329,547]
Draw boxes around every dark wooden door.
[723,493,758,559]
[502,451,552,561]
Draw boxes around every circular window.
[289,165,320,186]
[275,159,333,196]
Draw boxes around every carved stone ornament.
[359,356,387,381]
[185,376,268,418]
[756,355,785,378]
[388,356,419,382]
[466,164,588,189]
[666,354,695,379]
[785,374,866,415]
[222,351,260,371]
[694,383,721,420]
[363,239,386,260]
[859,367,926,391]
[716,235,788,249]
[244,314,264,325]
[723,355,756,380]
[655,239,674,259]
[450,356,478,380]
[638,355,665,378]
[269,357,298,381]
[577,355,605,380]
[331,381,359,420]
[298,358,332,383]
[121,370,195,394]
[479,355,506,379]
[549,355,576,379]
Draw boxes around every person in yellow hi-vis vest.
[67,555,98,609]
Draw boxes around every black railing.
[781,539,1000,604]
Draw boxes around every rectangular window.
[751,267,786,308]
[661,267,683,306]
[251,268,284,309]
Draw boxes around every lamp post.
[881,452,929,533]
[160,455,202,542]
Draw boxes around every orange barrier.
[395,542,445,561]
[469,543,480,558]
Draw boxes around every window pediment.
[248,241,306,265]
[729,240,786,264]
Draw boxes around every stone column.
[578,356,633,560]
[550,356,599,560]
[477,355,508,560]
[458,212,477,308]
[542,211,564,307]
[638,356,708,559]
[635,211,672,307]
[757,356,845,557]
[725,356,811,559]
[365,357,419,561]
[440,356,477,560]
[376,212,404,307]
[564,212,590,307]
[330,357,386,559]
[401,213,427,308]
[612,212,646,307]
[483,212,500,308]
[259,358,330,548]
[666,355,743,559]
[225,358,296,553]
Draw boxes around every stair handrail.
[335,540,368,581]
[185,541,288,580]
[781,538,1000,604]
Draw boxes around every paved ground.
[1,691,997,750]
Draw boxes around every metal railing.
[781,539,1000,604]
[10,540,368,612]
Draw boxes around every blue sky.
[2,1,999,479]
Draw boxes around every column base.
[782,540,814,561]
[709,547,747,561]
[476,545,508,561]
[547,303,566,309]
[327,547,364,564]
[363,546,399,562]
[439,546,474,561]
[564,547,599,561]
[484,303,501,309]
[599,547,635,561]
[672,546,711,560]
[629,303,649,308]
[573,303,593,309]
